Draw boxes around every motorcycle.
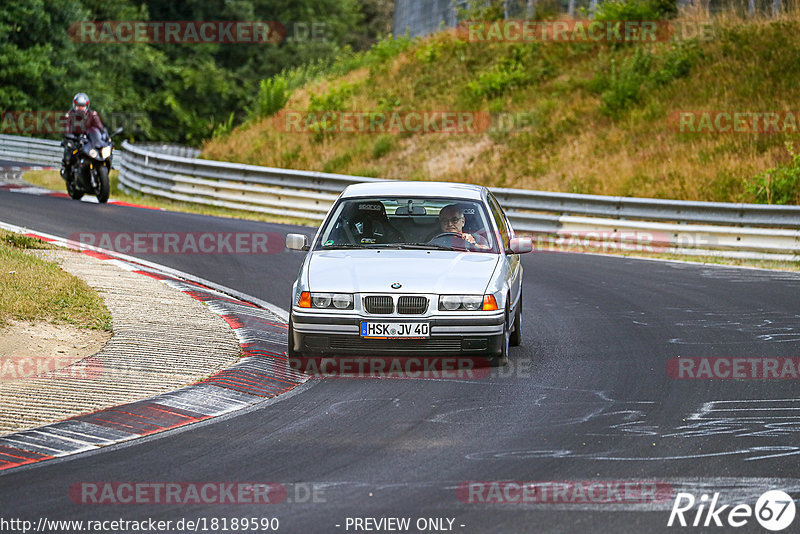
[61,126,123,203]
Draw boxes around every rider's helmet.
[72,93,90,112]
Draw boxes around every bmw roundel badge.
[391,282,402,289]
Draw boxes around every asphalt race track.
[1,183,800,533]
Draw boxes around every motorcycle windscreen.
[85,127,110,148]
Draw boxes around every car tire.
[287,314,301,358]
[510,293,522,347]
[490,307,510,367]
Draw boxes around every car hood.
[307,249,500,294]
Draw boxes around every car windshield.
[315,197,499,253]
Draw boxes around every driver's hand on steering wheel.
[460,232,476,245]
[462,232,491,250]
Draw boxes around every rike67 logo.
[668,490,796,531]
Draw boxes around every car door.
[487,193,522,314]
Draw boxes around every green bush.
[212,112,235,137]
[468,63,529,99]
[746,142,800,204]
[598,48,652,117]
[456,0,507,21]
[594,0,678,21]
[306,84,355,143]
[653,42,699,84]
[595,42,698,117]
[377,95,401,112]
[308,84,354,112]
[280,146,302,167]
[323,152,353,173]
[467,44,554,100]
[531,0,564,21]
[249,76,290,119]
[366,34,415,67]
[372,135,395,159]
[416,41,442,64]
[281,35,414,93]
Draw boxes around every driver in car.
[438,204,490,249]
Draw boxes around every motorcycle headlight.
[89,149,98,159]
[101,146,112,159]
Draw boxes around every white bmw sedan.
[285,181,532,366]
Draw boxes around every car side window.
[487,194,510,250]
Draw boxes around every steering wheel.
[428,232,471,248]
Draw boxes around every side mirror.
[286,233,310,251]
[508,237,533,254]
[110,127,124,137]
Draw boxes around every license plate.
[360,322,429,339]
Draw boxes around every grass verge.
[0,231,112,330]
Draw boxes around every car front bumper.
[290,309,505,356]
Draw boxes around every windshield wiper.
[320,243,369,249]
[321,243,459,251]
[394,242,455,251]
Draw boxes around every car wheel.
[287,314,301,358]
[510,293,522,347]
[490,307,510,367]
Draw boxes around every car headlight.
[439,295,492,311]
[298,292,353,310]
[440,295,462,311]
[332,294,353,309]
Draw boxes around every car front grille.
[327,336,462,353]
[363,295,393,314]
[397,296,428,315]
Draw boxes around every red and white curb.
[0,222,304,472]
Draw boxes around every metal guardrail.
[1,134,798,260]
[116,141,361,221]
[0,134,62,167]
[115,141,800,260]
[139,144,201,159]
[492,189,800,229]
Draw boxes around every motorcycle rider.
[61,93,106,173]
